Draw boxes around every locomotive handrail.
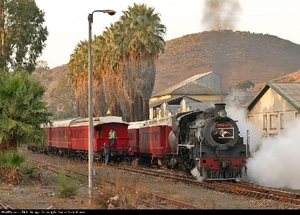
[246,130,250,157]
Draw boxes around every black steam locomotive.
[168,103,249,180]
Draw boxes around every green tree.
[67,3,166,121]
[235,80,255,91]
[35,60,50,74]
[118,3,166,121]
[68,40,89,117]
[0,0,48,73]
[0,70,52,152]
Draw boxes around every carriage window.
[95,126,102,137]
[129,133,134,141]
[270,114,277,130]
[263,115,267,130]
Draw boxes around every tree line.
[0,0,50,152]
[0,1,166,152]
[67,3,166,122]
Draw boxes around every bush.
[56,168,80,198]
[21,166,38,175]
[0,150,26,184]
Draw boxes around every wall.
[247,88,297,138]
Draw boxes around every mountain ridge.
[154,30,300,93]
[36,30,300,118]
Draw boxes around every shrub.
[0,150,26,184]
[56,168,80,198]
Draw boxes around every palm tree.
[93,34,116,117]
[0,70,52,152]
[68,40,89,117]
[67,3,166,121]
[118,3,166,120]
[99,23,131,118]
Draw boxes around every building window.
[247,116,253,123]
[280,113,284,129]
[270,114,277,130]
[263,115,267,130]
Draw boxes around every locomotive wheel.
[167,158,178,169]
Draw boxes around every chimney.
[214,103,226,116]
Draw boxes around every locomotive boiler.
[168,103,249,180]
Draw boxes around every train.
[29,103,249,181]
[30,116,131,163]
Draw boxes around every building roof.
[149,95,204,108]
[150,95,184,108]
[248,82,300,111]
[152,71,218,97]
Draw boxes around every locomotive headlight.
[218,109,227,118]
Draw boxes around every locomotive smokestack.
[214,103,226,115]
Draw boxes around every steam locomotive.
[29,103,249,181]
[128,103,249,180]
[167,103,249,180]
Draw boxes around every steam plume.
[201,0,241,31]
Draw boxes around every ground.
[1,150,299,210]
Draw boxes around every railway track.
[217,181,300,205]
[25,158,200,209]
[18,149,300,209]
[113,163,300,207]
[0,200,14,210]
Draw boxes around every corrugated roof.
[248,82,300,111]
[149,95,183,108]
[149,95,202,109]
[153,71,215,96]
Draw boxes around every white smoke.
[226,105,261,153]
[227,104,300,190]
[246,120,300,189]
[191,167,205,182]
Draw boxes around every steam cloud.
[201,0,241,30]
[190,101,300,190]
[227,105,300,190]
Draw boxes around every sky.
[35,0,300,69]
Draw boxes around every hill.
[154,30,300,93]
[36,30,300,117]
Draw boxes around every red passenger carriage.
[43,116,130,163]
[128,117,174,167]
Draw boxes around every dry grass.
[199,196,220,209]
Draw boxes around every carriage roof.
[129,117,172,129]
[128,121,146,129]
[51,118,77,127]
[44,116,128,128]
[71,116,129,127]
